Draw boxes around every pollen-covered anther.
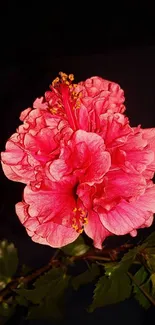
[52,77,59,87]
[83,217,88,225]
[69,74,74,81]
[59,72,68,81]
[71,207,88,233]
[72,91,79,99]
[74,99,81,109]
[49,107,58,114]
[58,72,75,86]
[77,229,83,234]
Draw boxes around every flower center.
[49,72,81,130]
[72,207,88,233]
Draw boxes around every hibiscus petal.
[16,198,79,248]
[1,163,25,182]
[16,201,29,223]
[36,222,79,247]
[84,211,111,249]
[1,140,24,165]
[142,128,155,172]
[104,170,146,199]
[99,184,155,235]
[100,113,131,148]
[28,233,49,246]
[1,159,36,184]
[47,159,72,181]
[20,108,31,121]
[71,130,111,184]
[48,130,111,185]
[23,181,76,222]
[125,149,154,173]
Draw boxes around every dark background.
[0,2,155,324]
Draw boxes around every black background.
[0,2,155,324]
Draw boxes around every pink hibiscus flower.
[1,72,155,249]
[16,125,155,249]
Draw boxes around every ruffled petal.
[16,201,79,247]
[99,184,155,235]
[48,130,111,185]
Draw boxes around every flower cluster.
[1,72,155,248]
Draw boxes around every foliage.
[132,266,151,309]
[0,240,18,290]
[0,232,155,323]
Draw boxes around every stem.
[85,255,111,261]
[127,272,155,306]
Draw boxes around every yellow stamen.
[77,229,83,234]
[71,207,88,233]
[49,107,58,114]
[52,77,59,87]
[69,74,74,81]
[83,217,88,225]
[72,224,78,231]
[52,72,75,88]
[59,72,68,80]
[50,72,82,119]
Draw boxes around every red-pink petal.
[103,170,146,199]
[16,200,79,248]
[99,184,155,235]
[20,108,32,122]
[35,222,79,247]
[48,130,111,185]
[1,140,25,165]
[84,211,111,249]
[23,180,76,222]
[100,113,131,148]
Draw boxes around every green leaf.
[104,263,120,276]
[150,273,155,296]
[143,231,155,247]
[16,268,69,304]
[103,247,138,277]
[61,236,89,256]
[89,272,131,312]
[89,247,139,311]
[0,302,16,325]
[133,266,149,286]
[133,285,151,309]
[72,264,100,290]
[144,249,155,272]
[119,247,139,271]
[16,267,70,320]
[133,266,151,309]
[15,295,29,307]
[0,240,18,280]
